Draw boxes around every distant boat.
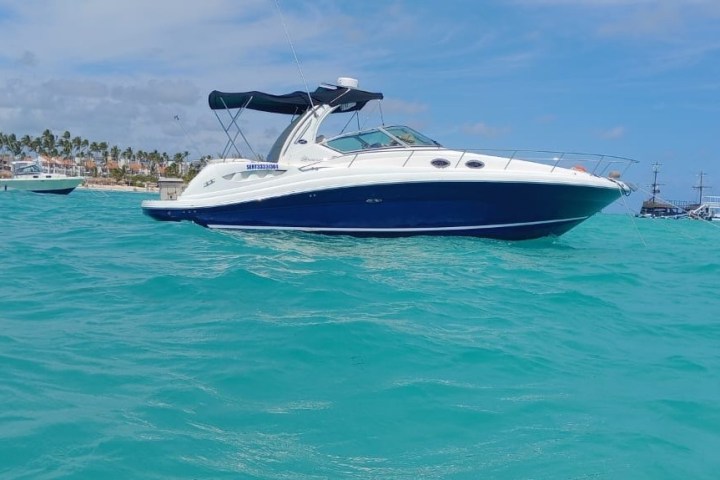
[637,200,688,219]
[637,162,689,219]
[0,158,84,194]
[689,196,720,221]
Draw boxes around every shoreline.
[79,183,159,194]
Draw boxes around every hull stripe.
[206,215,589,232]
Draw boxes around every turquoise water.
[2,189,719,479]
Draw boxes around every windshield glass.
[326,129,397,152]
[384,126,438,146]
[325,125,440,153]
[14,163,42,175]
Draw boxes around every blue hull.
[2,185,76,195]
[143,182,621,240]
[31,187,76,195]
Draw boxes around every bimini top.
[207,85,383,115]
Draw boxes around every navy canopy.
[208,86,383,115]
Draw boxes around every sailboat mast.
[651,162,661,204]
[693,171,710,204]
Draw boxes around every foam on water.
[1,189,719,479]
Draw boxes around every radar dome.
[337,77,359,88]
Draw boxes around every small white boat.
[689,196,720,221]
[142,77,637,240]
[1,159,84,194]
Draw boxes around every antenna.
[274,0,314,109]
[173,114,205,161]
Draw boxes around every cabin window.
[465,160,485,169]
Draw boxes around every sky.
[1,0,719,208]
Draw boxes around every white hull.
[143,153,626,210]
[143,155,631,240]
[1,176,84,194]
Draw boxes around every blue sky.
[1,0,719,207]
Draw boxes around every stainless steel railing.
[332,147,638,177]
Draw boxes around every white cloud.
[0,0,716,187]
[599,126,626,139]
[15,50,37,67]
[41,79,109,99]
[111,80,198,106]
[462,122,510,138]
[513,0,720,39]
[0,0,368,155]
[380,99,428,116]
[535,114,557,124]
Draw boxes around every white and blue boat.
[1,158,84,194]
[142,78,636,240]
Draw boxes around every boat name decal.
[246,163,280,171]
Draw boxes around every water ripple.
[2,191,720,478]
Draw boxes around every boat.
[142,77,636,240]
[689,196,720,221]
[636,163,688,219]
[637,200,688,219]
[0,158,84,194]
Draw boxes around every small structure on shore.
[158,177,186,200]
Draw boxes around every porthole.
[431,158,451,168]
[465,159,485,169]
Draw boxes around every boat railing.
[667,200,700,211]
[338,148,638,177]
[701,196,720,208]
[465,148,638,177]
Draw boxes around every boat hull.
[143,181,622,240]
[1,177,84,195]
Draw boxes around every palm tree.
[20,135,33,156]
[0,128,221,179]
[72,136,81,154]
[40,129,55,157]
[30,137,42,156]
[110,165,127,183]
[98,142,108,161]
[80,138,89,157]
[7,134,23,156]
[59,138,73,159]
[165,162,180,178]
[56,131,71,158]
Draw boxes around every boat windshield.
[13,163,42,175]
[383,126,438,147]
[325,125,440,153]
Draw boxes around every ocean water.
[1,189,719,480]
